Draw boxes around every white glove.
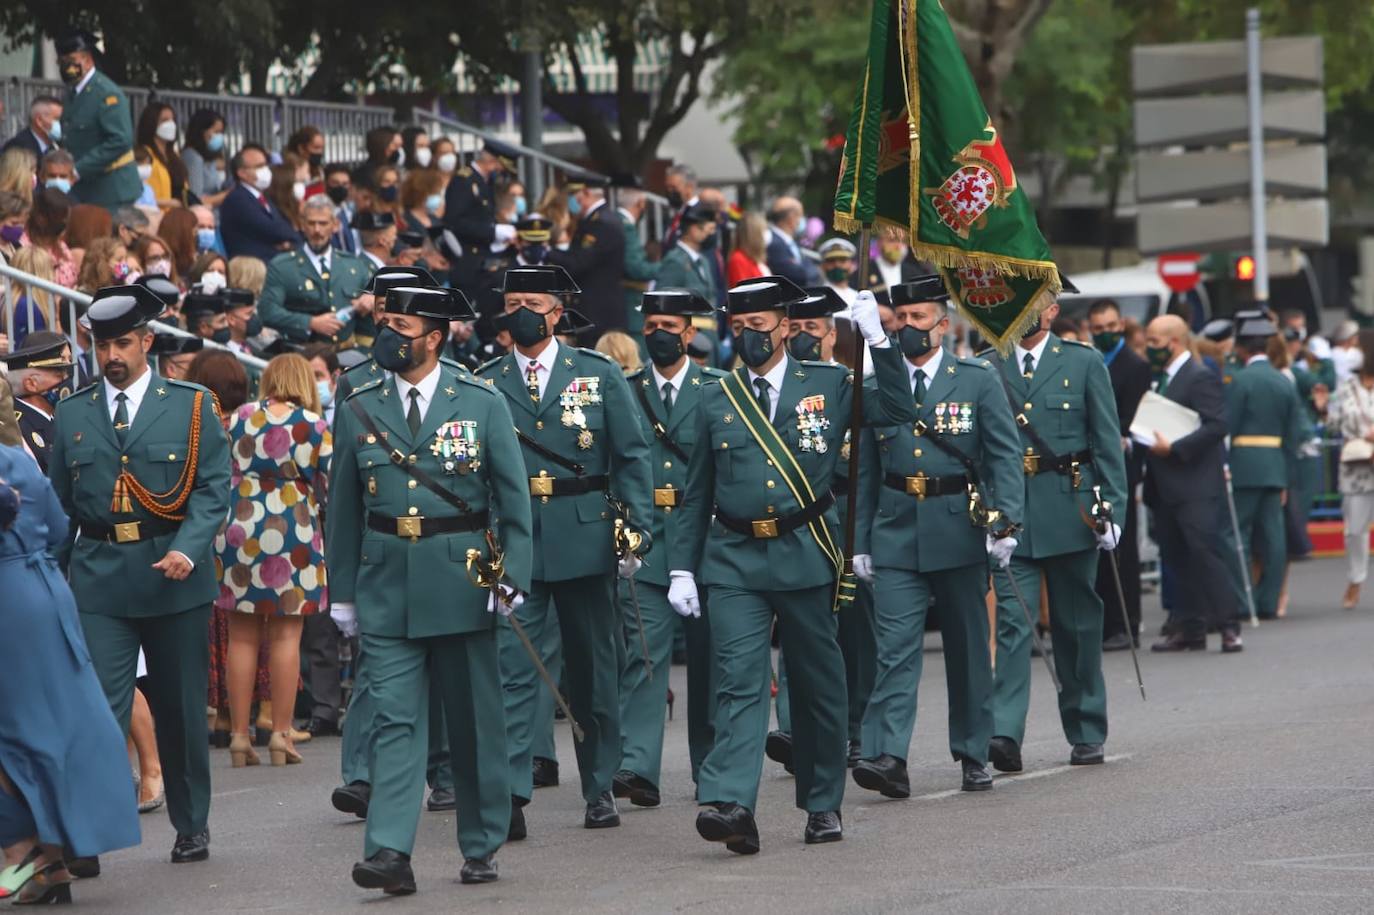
[668,570,700,619]
[494,223,517,243]
[852,554,875,584]
[986,534,1018,569]
[486,587,524,618]
[330,602,359,638]
[617,552,642,579]
[851,289,889,348]
[1095,522,1121,551]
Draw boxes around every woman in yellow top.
[135,101,189,209]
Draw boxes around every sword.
[610,502,653,678]
[1086,487,1146,701]
[466,533,585,742]
[1223,465,1260,628]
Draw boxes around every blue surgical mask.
[317,379,334,409]
[425,193,443,215]
[514,196,528,217]
[49,121,62,143]
[567,195,582,216]
[196,227,217,251]
[45,178,72,195]
[207,132,225,153]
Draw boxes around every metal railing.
[0,262,267,373]
[282,98,396,165]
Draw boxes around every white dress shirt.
[906,347,944,394]
[876,257,904,291]
[305,245,332,278]
[1016,332,1053,374]
[74,67,96,96]
[394,362,442,425]
[747,355,791,424]
[363,251,386,271]
[514,336,560,402]
[104,367,154,425]
[652,360,689,405]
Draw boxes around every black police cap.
[727,275,807,315]
[499,265,581,296]
[183,290,228,318]
[1201,319,1234,343]
[483,140,521,172]
[384,286,476,322]
[564,170,609,193]
[639,288,716,317]
[0,331,74,370]
[1237,317,1279,341]
[554,308,596,337]
[363,266,438,296]
[351,210,396,231]
[790,286,848,320]
[1058,271,1080,294]
[890,274,949,307]
[150,333,204,357]
[395,229,425,250]
[224,287,255,308]
[136,274,181,308]
[426,225,464,262]
[55,30,98,56]
[516,214,554,242]
[678,201,717,226]
[86,284,165,340]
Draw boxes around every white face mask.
[137,163,153,181]
[292,181,306,201]
[155,119,178,142]
[200,270,226,293]
[413,146,432,168]
[437,152,457,174]
[147,258,172,277]
[253,165,272,191]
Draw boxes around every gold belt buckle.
[114,521,141,543]
[396,517,423,540]
[654,487,678,507]
[1022,452,1040,475]
[905,473,927,499]
[751,519,780,538]
[530,472,554,497]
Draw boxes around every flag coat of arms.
[833,0,1060,352]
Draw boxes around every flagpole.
[842,225,872,572]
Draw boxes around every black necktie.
[754,377,771,421]
[406,389,421,436]
[662,381,674,415]
[1022,352,1035,379]
[113,392,129,446]
[913,371,926,406]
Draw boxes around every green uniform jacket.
[62,69,141,211]
[619,210,660,321]
[1225,357,1305,489]
[476,343,654,582]
[655,246,717,305]
[623,361,727,587]
[855,348,1024,572]
[259,247,372,345]
[672,346,918,590]
[985,336,1129,559]
[325,362,532,638]
[48,375,232,617]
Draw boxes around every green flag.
[833,0,1059,353]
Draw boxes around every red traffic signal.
[1235,255,1257,282]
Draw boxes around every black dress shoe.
[846,739,862,768]
[427,786,456,811]
[508,798,527,841]
[584,791,620,828]
[332,781,371,819]
[1151,633,1206,652]
[804,810,843,844]
[351,848,415,896]
[852,754,910,799]
[1221,629,1244,653]
[695,803,760,855]
[764,730,794,774]
[612,770,661,807]
[961,760,993,792]
[459,854,498,884]
[532,756,560,789]
[987,736,1023,773]
[65,856,100,879]
[170,829,210,863]
[303,717,340,737]
[1102,633,1133,652]
[1070,743,1105,766]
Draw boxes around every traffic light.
[1234,255,1256,282]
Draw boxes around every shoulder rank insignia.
[484,378,495,386]
[105,95,118,106]
[946,365,956,374]
[581,234,597,248]
[690,377,701,386]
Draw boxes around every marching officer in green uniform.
[476,265,653,837]
[614,288,726,807]
[55,30,141,212]
[1225,315,1305,620]
[259,194,374,351]
[49,285,232,864]
[669,277,918,854]
[848,277,1024,798]
[327,283,532,894]
[985,294,1129,772]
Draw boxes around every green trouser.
[618,581,716,787]
[341,648,453,792]
[359,630,508,860]
[530,610,563,765]
[990,550,1107,747]
[778,583,874,743]
[1233,487,1285,619]
[697,584,846,813]
[861,565,991,764]
[500,575,620,804]
[80,605,212,837]
[775,651,792,733]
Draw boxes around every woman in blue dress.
[0,383,140,904]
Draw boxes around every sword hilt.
[1089,484,1114,533]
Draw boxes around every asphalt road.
[80,555,1374,914]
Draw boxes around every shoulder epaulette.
[574,347,617,366]
[61,382,99,404]
[346,377,385,400]
[476,354,506,375]
[958,355,996,370]
[700,366,729,379]
[1063,338,1093,348]
[976,347,998,359]
[344,358,378,376]
[456,166,473,177]
[166,378,210,394]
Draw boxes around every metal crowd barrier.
[282,97,396,165]
[0,262,267,373]
[144,88,278,160]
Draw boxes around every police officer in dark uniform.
[150,333,205,382]
[547,175,627,334]
[440,140,521,305]
[1,332,76,473]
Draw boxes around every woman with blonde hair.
[727,211,769,286]
[227,256,267,299]
[594,329,642,375]
[7,245,58,345]
[74,237,129,295]
[0,148,36,207]
[215,353,332,767]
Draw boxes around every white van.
[1057,258,1213,330]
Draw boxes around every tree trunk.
[946,0,1054,128]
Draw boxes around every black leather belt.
[1022,448,1093,477]
[716,490,835,539]
[882,472,970,500]
[79,517,180,544]
[831,480,849,499]
[366,509,488,538]
[529,473,608,497]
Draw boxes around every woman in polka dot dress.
[215,354,333,768]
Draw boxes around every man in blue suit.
[765,197,818,287]
[219,143,299,262]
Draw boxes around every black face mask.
[897,324,935,359]
[508,307,550,348]
[388,150,402,165]
[788,332,823,362]
[735,326,777,368]
[374,325,425,372]
[667,190,685,209]
[522,243,548,264]
[1022,321,1044,341]
[308,152,324,168]
[645,328,686,367]
[60,62,83,85]
[325,185,349,205]
[210,327,232,345]
[378,186,399,203]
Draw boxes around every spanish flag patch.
[105,95,118,106]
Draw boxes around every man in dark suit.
[219,143,299,262]
[3,95,62,160]
[440,139,519,305]
[1143,314,1242,653]
[547,174,627,333]
[1087,299,1152,649]
[765,197,818,287]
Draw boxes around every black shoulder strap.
[347,398,476,515]
[991,354,1065,466]
[914,418,980,484]
[514,427,586,476]
[633,379,689,462]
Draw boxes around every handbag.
[1340,438,1374,463]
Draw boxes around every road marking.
[909,754,1132,801]
[1248,852,1374,872]
[999,884,1372,900]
